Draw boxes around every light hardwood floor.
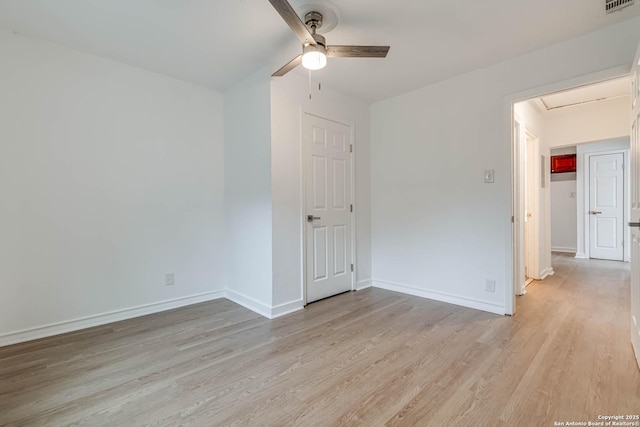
[1,253,639,426]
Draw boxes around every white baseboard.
[372,279,505,315]
[551,247,577,253]
[270,299,304,318]
[540,268,554,280]
[575,252,588,259]
[0,289,306,348]
[223,290,304,319]
[224,290,273,319]
[0,291,225,348]
[356,279,373,290]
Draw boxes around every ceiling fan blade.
[326,45,390,58]
[268,0,316,46]
[272,54,303,77]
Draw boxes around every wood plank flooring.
[1,253,639,426]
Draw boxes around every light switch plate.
[165,273,175,286]
[484,169,495,183]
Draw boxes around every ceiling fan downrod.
[304,11,323,32]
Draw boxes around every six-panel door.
[304,114,352,303]
[589,153,624,261]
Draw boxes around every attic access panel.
[550,154,577,174]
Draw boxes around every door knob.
[590,211,602,215]
[307,215,321,222]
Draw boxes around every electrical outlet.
[484,169,495,183]
[165,273,175,286]
[485,279,496,293]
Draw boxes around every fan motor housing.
[304,11,323,30]
[304,34,326,55]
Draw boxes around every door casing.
[629,44,640,369]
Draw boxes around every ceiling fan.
[268,0,390,77]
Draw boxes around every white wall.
[515,101,546,139]
[0,30,226,344]
[546,96,630,148]
[550,180,578,252]
[223,69,371,318]
[270,73,372,309]
[371,17,640,315]
[224,68,274,311]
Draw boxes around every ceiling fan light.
[302,45,327,70]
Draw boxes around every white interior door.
[304,114,353,303]
[630,42,640,369]
[589,153,624,261]
[514,116,526,298]
[524,136,530,279]
[524,133,539,281]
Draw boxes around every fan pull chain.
[307,72,323,100]
[308,72,323,100]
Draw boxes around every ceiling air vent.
[606,0,634,13]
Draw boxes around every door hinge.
[351,263,354,272]
[350,144,353,153]
[511,216,514,223]
[350,204,353,213]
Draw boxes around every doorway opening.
[510,74,632,314]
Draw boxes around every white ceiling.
[0,0,639,103]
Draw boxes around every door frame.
[631,42,640,369]
[505,65,630,315]
[301,111,356,305]
[583,148,630,261]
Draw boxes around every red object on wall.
[550,154,576,173]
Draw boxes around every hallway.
[512,252,638,422]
